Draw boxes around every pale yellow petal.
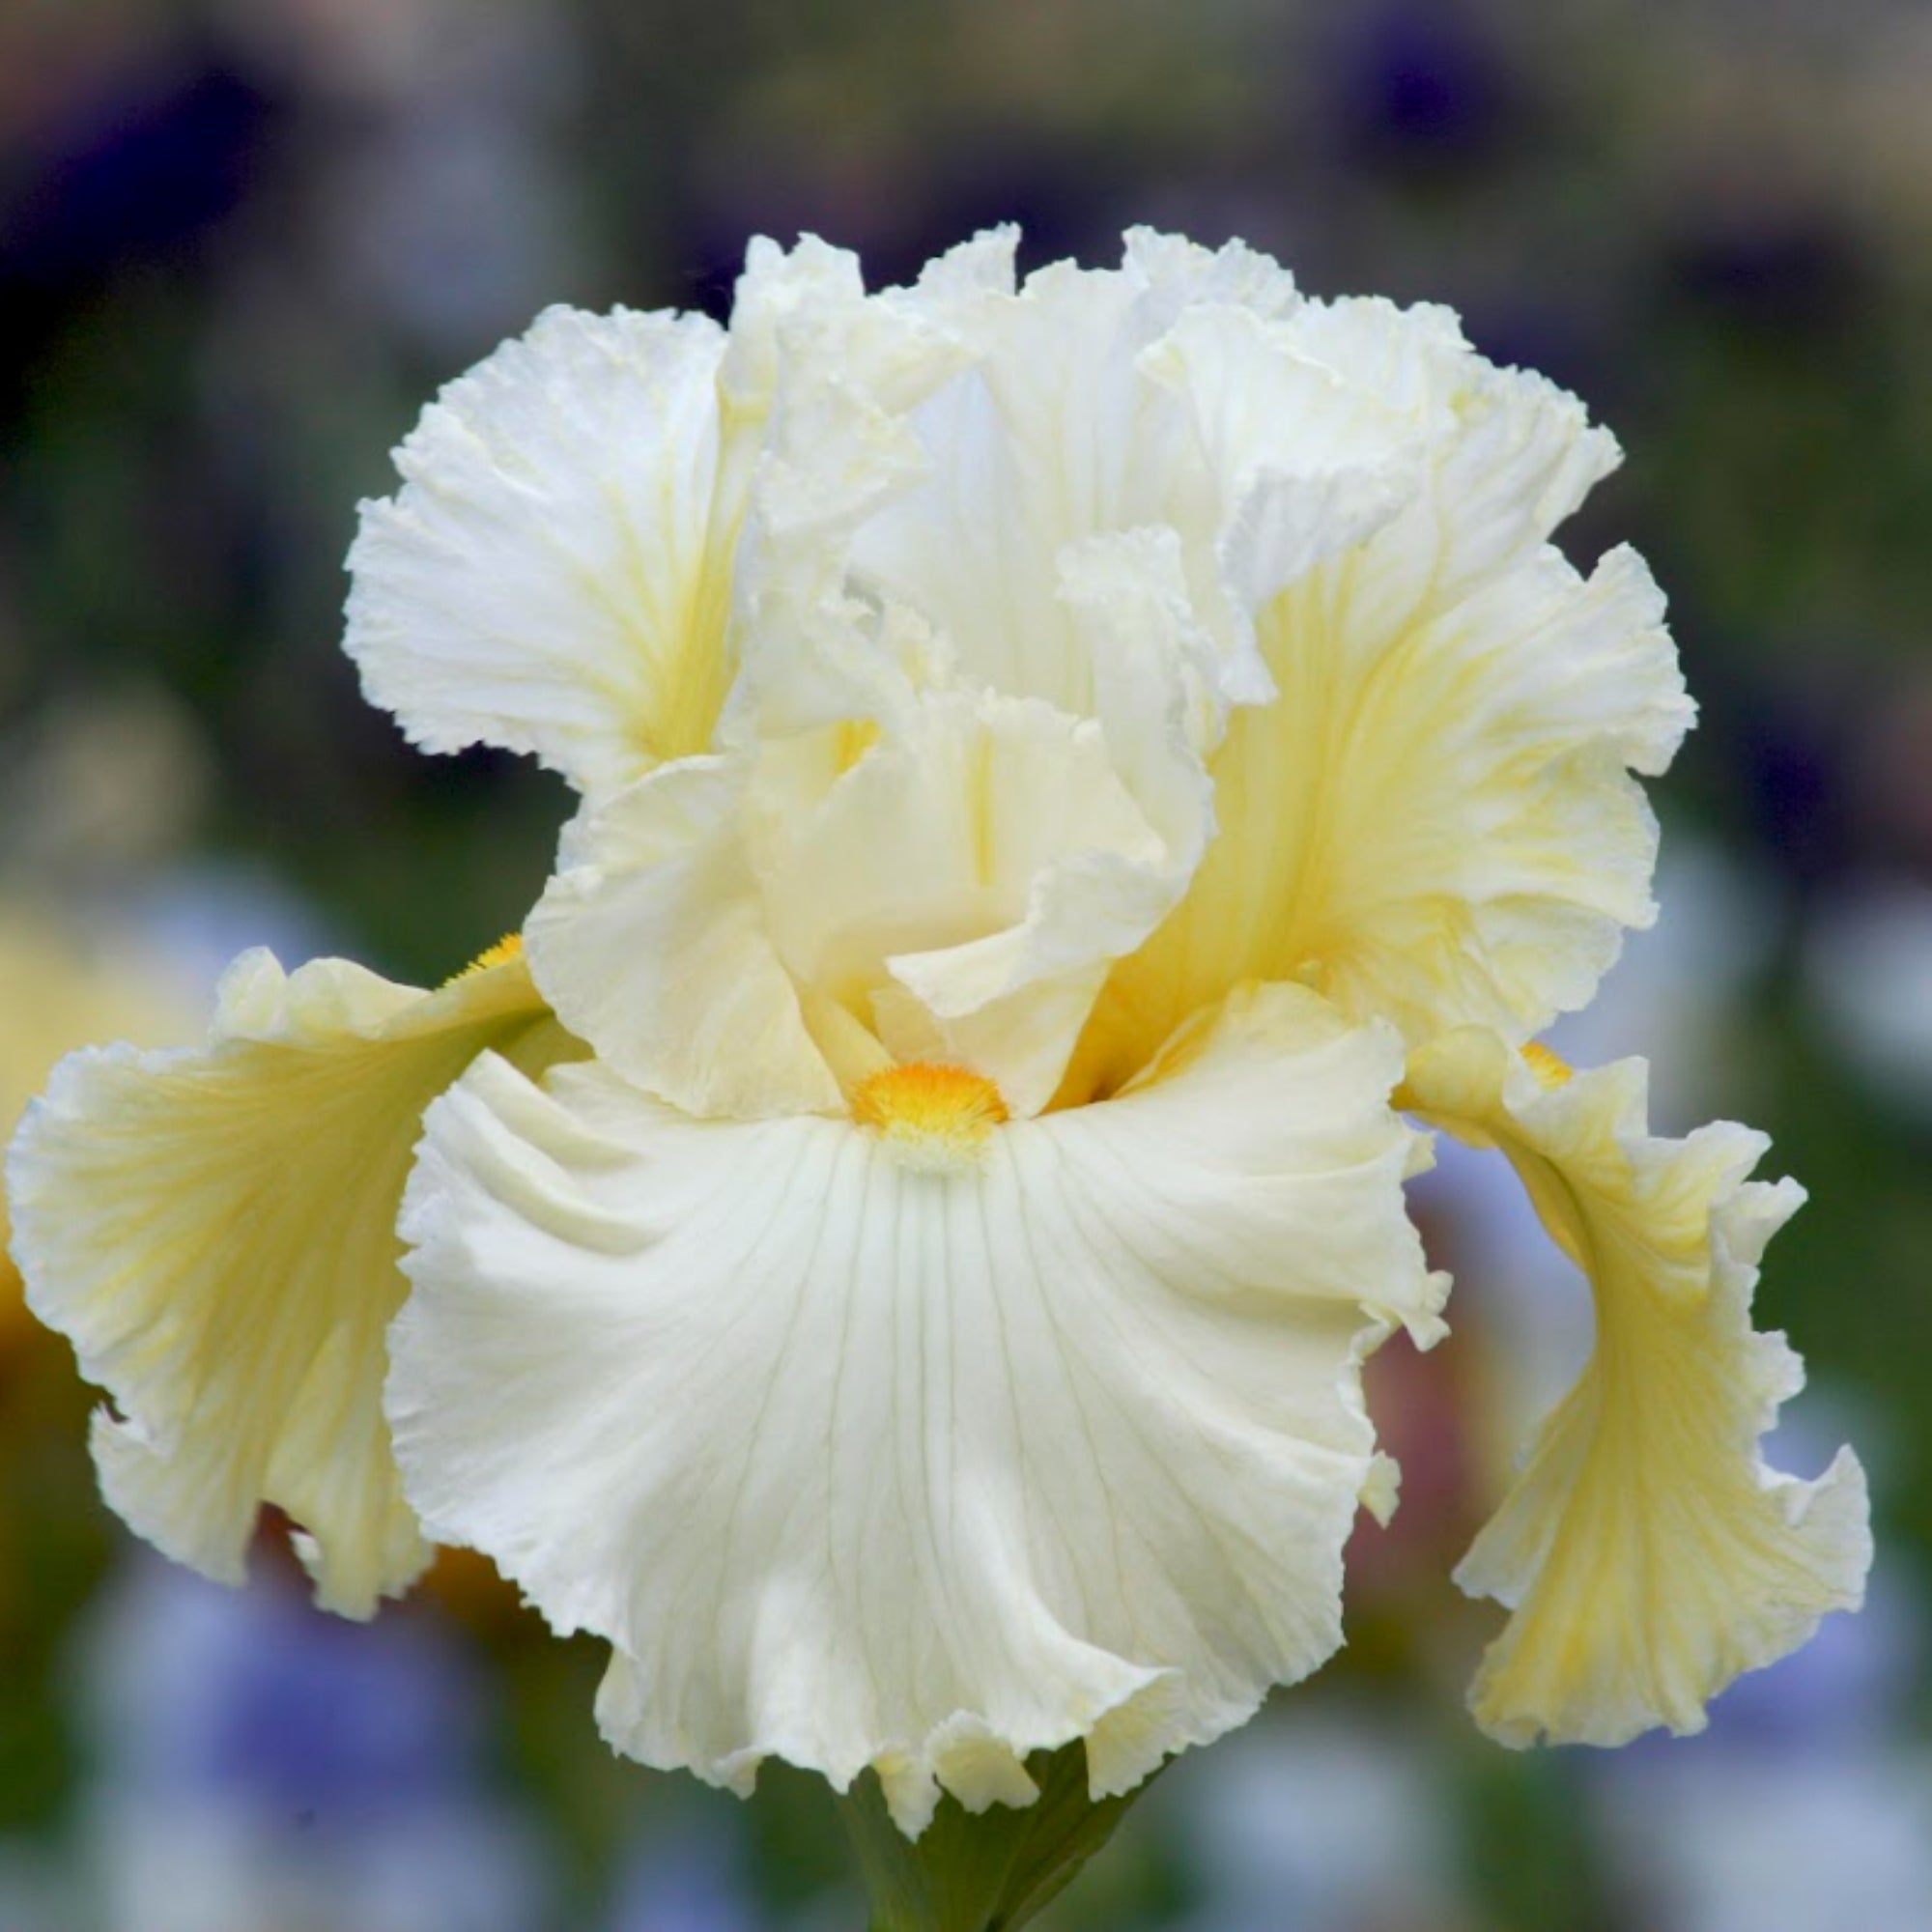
[6,947,554,1616]
[387,982,1439,1834]
[346,307,738,798]
[1118,226,1302,319]
[0,905,203,1350]
[525,755,845,1119]
[847,244,1264,715]
[721,236,999,744]
[1065,525,1690,1104]
[530,685,1201,1122]
[1402,1028,1870,1746]
[724,231,1007,425]
[835,693,1180,1115]
[1286,297,1621,620]
[1140,301,1421,661]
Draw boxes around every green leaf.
[837,1740,1156,1932]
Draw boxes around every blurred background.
[3,1,1930,1926]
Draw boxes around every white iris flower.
[10,230,1869,1837]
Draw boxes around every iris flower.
[11,232,1868,1840]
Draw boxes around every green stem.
[837,1741,1154,1932]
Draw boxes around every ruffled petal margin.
[5,947,556,1617]
[1401,1028,1870,1746]
[526,681,1200,1122]
[1060,312,1692,1105]
[387,982,1443,1834]
[345,307,736,799]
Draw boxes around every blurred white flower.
[11,229,1868,1836]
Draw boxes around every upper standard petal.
[847,238,1416,730]
[1059,317,1692,1104]
[343,239,998,802]
[346,307,739,800]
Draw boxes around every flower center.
[850,1063,1009,1175]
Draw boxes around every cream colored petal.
[0,905,205,1350]
[729,242,936,585]
[1141,303,1423,672]
[845,693,1191,1116]
[1402,1028,1870,1747]
[530,677,1203,1122]
[721,235,1009,746]
[1286,295,1622,623]
[1054,526,1223,790]
[1058,296,1682,1101]
[847,235,1424,732]
[844,263,1671,1113]
[1119,226,1302,320]
[1286,544,1689,1041]
[345,306,736,799]
[6,947,553,1617]
[524,755,845,1120]
[727,230,1013,428]
[812,686,1189,1114]
[1064,527,1691,1104]
[846,249,1232,714]
[387,982,1440,1835]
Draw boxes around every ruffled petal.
[528,680,1203,1121]
[345,306,737,798]
[723,230,1012,427]
[523,753,848,1121]
[1285,297,1621,625]
[795,696,1174,1113]
[387,982,1441,1834]
[1064,424,1692,1101]
[0,905,204,1350]
[6,947,555,1616]
[1139,301,1423,681]
[1401,1028,1870,1746]
[844,233,1438,749]
[345,238,1005,800]
[720,234,1009,743]
[847,235,1320,718]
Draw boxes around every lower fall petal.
[387,981,1439,1834]
[1401,1028,1870,1747]
[6,946,554,1617]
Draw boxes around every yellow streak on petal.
[832,719,880,774]
[11,949,552,1617]
[850,1062,1008,1175]
[1520,1040,1573,1090]
[1404,1027,1868,1748]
